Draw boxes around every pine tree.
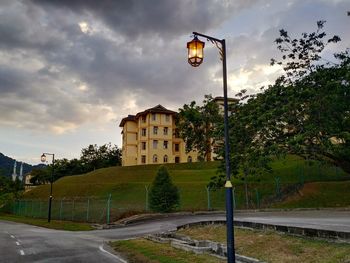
[149,166,180,212]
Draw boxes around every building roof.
[119,114,136,127]
[135,104,177,118]
[119,105,177,127]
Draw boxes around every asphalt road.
[1,210,349,262]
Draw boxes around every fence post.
[39,201,42,218]
[59,199,63,221]
[206,186,211,211]
[31,200,34,217]
[86,198,90,222]
[72,199,75,221]
[145,186,149,211]
[275,177,281,199]
[232,188,236,210]
[255,188,260,209]
[107,194,112,224]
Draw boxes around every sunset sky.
[0,0,349,164]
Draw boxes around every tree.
[177,95,222,161]
[210,21,349,192]
[80,143,121,171]
[260,21,349,172]
[149,166,180,212]
[29,168,49,185]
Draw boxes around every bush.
[149,166,180,213]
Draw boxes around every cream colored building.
[119,105,197,166]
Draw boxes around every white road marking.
[16,241,20,246]
[19,250,25,256]
[10,235,15,239]
[99,244,127,263]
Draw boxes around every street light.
[41,152,55,223]
[187,32,235,263]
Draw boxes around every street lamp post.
[187,32,235,263]
[41,153,55,223]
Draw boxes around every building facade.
[119,105,197,166]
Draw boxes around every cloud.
[0,0,349,163]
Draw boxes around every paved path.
[235,210,350,232]
[1,210,349,262]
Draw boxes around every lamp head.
[187,36,205,67]
[41,154,46,163]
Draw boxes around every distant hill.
[0,153,45,178]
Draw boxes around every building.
[119,105,197,166]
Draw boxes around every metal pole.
[48,154,54,223]
[191,32,235,262]
[222,39,235,263]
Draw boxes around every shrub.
[149,166,180,212]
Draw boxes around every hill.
[18,156,350,225]
[0,153,45,178]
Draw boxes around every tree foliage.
[210,21,349,188]
[30,143,122,184]
[177,95,222,161]
[149,166,179,213]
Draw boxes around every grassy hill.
[5,155,348,223]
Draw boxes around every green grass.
[274,181,350,208]
[178,225,350,263]
[110,238,225,263]
[0,213,93,231]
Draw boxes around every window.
[165,114,170,122]
[153,154,158,163]
[141,128,146,136]
[141,155,146,164]
[174,128,180,138]
[163,127,168,135]
[163,141,168,149]
[187,156,192,163]
[153,140,158,149]
[163,155,168,163]
[174,143,179,152]
[141,142,146,150]
[175,156,180,163]
[153,126,158,135]
[152,113,156,121]
[142,116,146,123]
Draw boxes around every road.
[0,210,349,262]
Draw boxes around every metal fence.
[0,162,348,224]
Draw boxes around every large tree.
[210,21,349,190]
[259,21,349,172]
[177,95,222,161]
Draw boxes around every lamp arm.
[193,32,224,60]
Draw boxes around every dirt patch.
[281,183,319,203]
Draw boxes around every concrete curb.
[177,220,350,243]
[146,232,265,263]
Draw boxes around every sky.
[0,0,349,165]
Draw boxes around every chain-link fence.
[1,160,348,224]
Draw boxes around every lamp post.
[41,153,55,223]
[187,32,235,263]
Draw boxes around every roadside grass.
[273,181,350,209]
[110,238,225,263]
[0,213,93,231]
[178,225,350,263]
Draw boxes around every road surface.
[1,210,349,262]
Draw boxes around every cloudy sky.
[0,0,349,164]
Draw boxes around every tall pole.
[192,32,235,262]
